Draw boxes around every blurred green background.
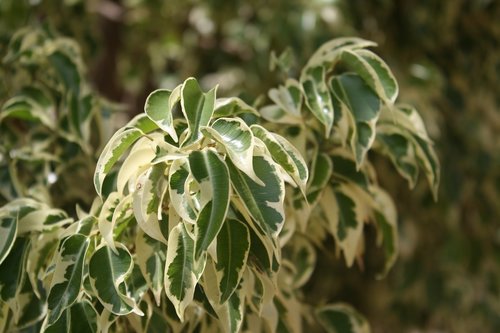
[1,0,499,332]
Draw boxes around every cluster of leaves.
[0,27,439,333]
[0,27,114,211]
[338,1,500,331]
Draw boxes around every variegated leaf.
[0,93,54,129]
[227,153,285,237]
[413,135,440,200]
[116,142,156,195]
[180,78,217,146]
[94,127,146,196]
[43,300,98,333]
[47,234,89,324]
[307,152,333,206]
[0,238,28,302]
[268,79,302,117]
[330,73,381,167]
[217,286,245,333]
[144,88,179,142]
[135,229,166,306]
[259,104,302,125]
[275,292,302,333]
[0,215,16,265]
[214,97,259,117]
[17,208,71,234]
[375,131,419,189]
[304,37,377,71]
[340,49,398,104]
[202,117,261,184]
[169,158,197,224]
[370,186,398,278]
[378,105,439,198]
[302,66,334,136]
[331,151,370,190]
[133,163,168,244]
[251,125,308,192]
[320,185,369,267]
[216,219,250,303]
[188,149,230,259]
[13,276,46,328]
[26,230,60,298]
[316,303,370,333]
[288,236,316,288]
[98,192,121,253]
[89,243,142,316]
[164,223,197,321]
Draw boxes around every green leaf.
[188,149,230,259]
[89,243,142,316]
[216,219,250,303]
[164,223,197,321]
[180,78,217,146]
[202,117,261,184]
[49,50,80,95]
[316,303,370,333]
[302,66,334,136]
[144,88,179,142]
[0,215,16,265]
[251,125,308,192]
[135,229,166,306]
[227,154,285,237]
[330,73,381,166]
[47,234,89,324]
[340,49,398,104]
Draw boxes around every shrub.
[0,28,438,332]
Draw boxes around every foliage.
[336,1,500,331]
[0,26,115,211]
[0,17,440,332]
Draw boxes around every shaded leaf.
[89,243,142,316]
[47,234,89,324]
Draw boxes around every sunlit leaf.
[215,219,250,303]
[181,78,216,146]
[188,149,230,259]
[164,223,197,321]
